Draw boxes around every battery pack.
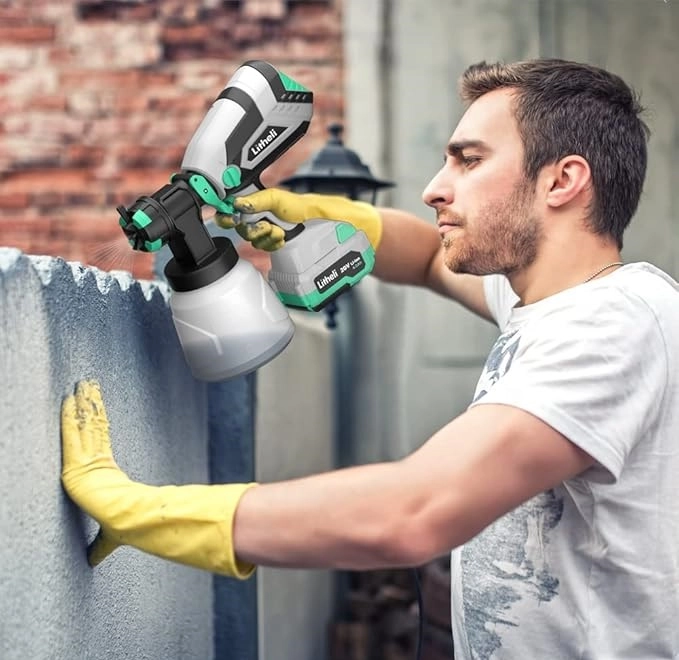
[268,220,375,311]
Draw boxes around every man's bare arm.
[375,207,493,323]
[232,404,594,570]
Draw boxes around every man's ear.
[544,155,592,209]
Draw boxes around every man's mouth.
[437,220,463,237]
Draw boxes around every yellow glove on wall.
[214,188,383,252]
[61,380,256,578]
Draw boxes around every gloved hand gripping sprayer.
[118,60,375,382]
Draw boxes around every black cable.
[412,567,423,660]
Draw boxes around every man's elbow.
[367,501,460,568]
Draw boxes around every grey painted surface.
[255,311,336,660]
[0,247,257,660]
[209,376,258,660]
[344,0,679,464]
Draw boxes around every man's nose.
[422,166,453,208]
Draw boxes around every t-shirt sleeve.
[483,275,520,330]
[469,289,667,483]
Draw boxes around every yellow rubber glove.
[61,380,256,578]
[214,188,383,252]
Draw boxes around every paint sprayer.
[117,60,375,381]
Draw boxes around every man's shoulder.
[541,262,676,324]
[586,262,679,337]
[609,262,679,307]
[484,262,679,333]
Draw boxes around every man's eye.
[461,155,481,167]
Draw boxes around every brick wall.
[0,0,344,279]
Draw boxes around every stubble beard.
[441,179,541,276]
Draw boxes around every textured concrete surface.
[0,248,220,660]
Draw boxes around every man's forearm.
[373,207,442,286]
[232,460,433,571]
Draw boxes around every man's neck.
[507,234,622,306]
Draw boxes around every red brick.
[48,46,78,66]
[146,94,209,115]
[77,1,158,21]
[312,91,345,115]
[33,192,69,210]
[207,8,250,33]
[162,23,214,44]
[230,21,265,45]
[0,236,33,253]
[0,24,56,44]
[286,5,342,39]
[110,169,175,196]
[0,7,33,23]
[59,69,176,92]
[30,95,68,112]
[63,145,106,168]
[35,240,73,259]
[111,94,151,115]
[0,170,91,194]
[115,144,184,169]
[0,215,54,238]
[62,210,127,241]
[0,192,30,209]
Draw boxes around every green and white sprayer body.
[117,60,313,382]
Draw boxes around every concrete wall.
[255,311,336,660]
[0,247,257,660]
[343,0,679,464]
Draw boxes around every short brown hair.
[459,59,650,249]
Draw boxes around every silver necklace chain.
[583,261,624,284]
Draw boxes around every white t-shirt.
[450,262,679,660]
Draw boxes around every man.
[62,59,679,658]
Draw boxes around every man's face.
[422,88,541,276]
